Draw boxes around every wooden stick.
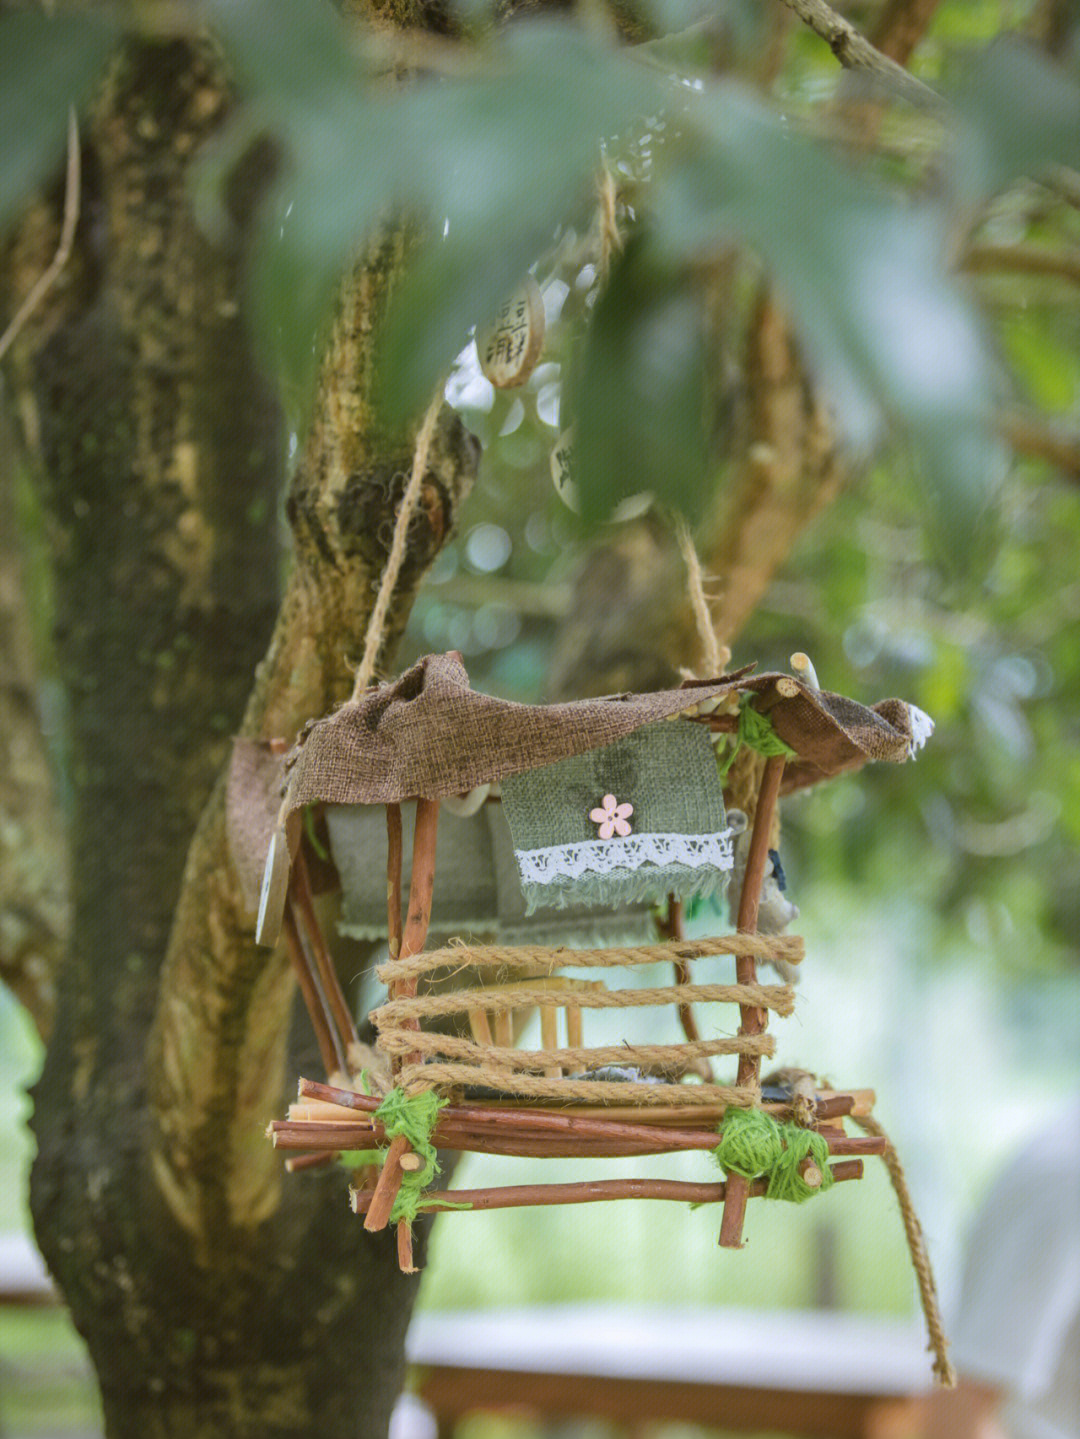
[363,1134,410,1232]
[540,1005,561,1077]
[281,901,344,1076]
[386,804,403,961]
[402,799,439,958]
[660,897,705,1050]
[352,1163,864,1214]
[396,798,439,1069]
[284,1150,339,1172]
[397,1220,418,1273]
[493,1011,513,1049]
[720,752,786,1250]
[296,1077,872,1129]
[385,799,405,1094]
[468,1008,494,1046]
[566,1004,583,1049]
[291,846,360,1055]
[270,1116,886,1160]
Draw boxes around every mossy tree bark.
[2,29,476,1439]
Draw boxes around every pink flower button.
[589,794,634,839]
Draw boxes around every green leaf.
[373,22,670,425]
[570,235,708,523]
[0,11,117,228]
[950,39,1080,207]
[653,85,998,559]
[204,0,390,417]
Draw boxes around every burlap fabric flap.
[281,651,917,817]
[227,738,287,917]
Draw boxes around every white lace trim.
[516,830,734,885]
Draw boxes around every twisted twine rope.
[373,979,795,1025]
[377,933,805,984]
[378,1030,776,1068]
[399,1064,759,1106]
[673,514,730,679]
[351,385,445,699]
[854,1114,956,1387]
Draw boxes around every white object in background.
[907,704,934,756]
[389,1392,438,1439]
[476,276,545,390]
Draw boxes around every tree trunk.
[3,32,476,1437]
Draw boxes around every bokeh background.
[2,0,1079,1433]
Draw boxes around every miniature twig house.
[244,652,936,1270]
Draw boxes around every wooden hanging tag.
[255,811,300,948]
[549,426,652,521]
[550,427,580,512]
[477,275,545,389]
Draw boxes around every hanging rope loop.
[352,384,445,700]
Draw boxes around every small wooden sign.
[549,427,580,512]
[256,819,296,948]
[549,427,652,521]
[477,276,545,390]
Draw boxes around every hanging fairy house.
[245,650,946,1369]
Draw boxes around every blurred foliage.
[1,1,1076,951]
[0,9,117,228]
[1,2,1078,1418]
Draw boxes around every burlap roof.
[279,651,918,817]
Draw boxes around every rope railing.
[372,980,795,1026]
[376,933,804,984]
[378,1030,776,1069]
[397,1064,760,1106]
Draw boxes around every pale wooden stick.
[566,1005,583,1049]
[468,1009,494,1045]
[540,1006,561,1077]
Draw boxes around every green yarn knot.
[766,1127,835,1203]
[715,1110,834,1203]
[374,1087,447,1225]
[714,1108,784,1178]
[717,700,797,780]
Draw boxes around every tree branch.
[0,409,68,1039]
[869,0,944,65]
[706,292,845,649]
[962,243,1080,287]
[149,236,479,1249]
[777,0,939,105]
[1001,407,1080,481]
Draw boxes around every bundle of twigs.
[267,1076,884,1210]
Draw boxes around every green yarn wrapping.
[766,1127,835,1203]
[716,700,797,779]
[715,1111,834,1202]
[714,1108,784,1178]
[374,1087,448,1225]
